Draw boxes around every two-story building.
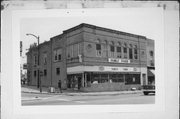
[26,23,155,92]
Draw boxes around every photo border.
[3,8,167,117]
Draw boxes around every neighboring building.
[146,39,155,85]
[26,23,155,92]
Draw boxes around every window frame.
[44,69,47,76]
[56,67,60,75]
[96,43,102,57]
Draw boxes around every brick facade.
[26,23,154,91]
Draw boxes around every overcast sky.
[20,8,163,63]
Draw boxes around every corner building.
[27,23,154,92]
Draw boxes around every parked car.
[142,85,155,95]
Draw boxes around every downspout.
[50,38,52,87]
[138,36,142,85]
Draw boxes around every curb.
[22,90,143,96]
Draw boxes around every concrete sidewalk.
[21,85,143,96]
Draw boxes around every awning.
[67,65,141,74]
[148,69,155,77]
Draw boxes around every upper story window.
[34,55,37,65]
[150,51,154,57]
[116,46,122,58]
[77,43,82,56]
[57,49,62,61]
[54,48,62,62]
[134,45,138,59]
[96,44,102,57]
[44,69,47,76]
[150,60,154,66]
[110,45,115,52]
[34,70,36,77]
[56,67,60,75]
[129,44,133,59]
[109,41,115,57]
[66,43,82,59]
[123,43,128,59]
[43,53,47,65]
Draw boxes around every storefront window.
[125,74,140,84]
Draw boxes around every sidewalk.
[21,85,143,96]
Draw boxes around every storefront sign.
[108,58,130,63]
[67,65,141,74]
[99,66,105,71]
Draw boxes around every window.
[73,44,78,57]
[110,46,115,57]
[44,69,47,76]
[150,60,154,66]
[58,54,61,61]
[54,49,62,61]
[125,74,140,84]
[110,46,114,52]
[96,44,101,50]
[129,48,133,59]
[134,49,138,59]
[77,43,82,55]
[56,68,60,75]
[34,55,37,65]
[34,70,36,77]
[123,47,127,59]
[96,44,102,57]
[150,51,154,57]
[116,46,121,58]
[109,41,115,57]
[54,50,57,61]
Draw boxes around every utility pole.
[26,33,42,93]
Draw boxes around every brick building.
[26,23,155,92]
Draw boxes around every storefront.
[147,69,155,84]
[67,65,146,91]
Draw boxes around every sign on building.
[108,58,130,63]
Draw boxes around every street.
[22,93,155,106]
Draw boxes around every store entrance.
[67,74,82,90]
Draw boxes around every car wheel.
[143,92,149,95]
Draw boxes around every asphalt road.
[22,93,155,106]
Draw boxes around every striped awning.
[148,69,155,77]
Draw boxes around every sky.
[20,8,163,64]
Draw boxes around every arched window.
[123,42,128,59]
[129,44,133,59]
[134,45,138,59]
[109,41,115,57]
[96,39,102,57]
[116,42,122,58]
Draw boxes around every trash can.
[49,87,55,93]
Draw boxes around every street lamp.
[26,33,42,93]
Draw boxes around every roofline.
[63,23,146,39]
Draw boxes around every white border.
[10,8,164,115]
